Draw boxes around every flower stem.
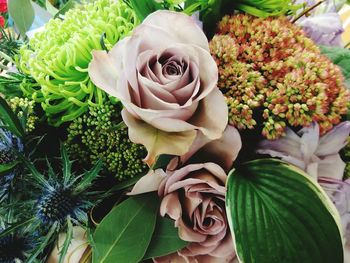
[292,1,324,24]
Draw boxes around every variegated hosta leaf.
[226,158,343,263]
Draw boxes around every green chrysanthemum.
[18,0,139,126]
[65,102,148,181]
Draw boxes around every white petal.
[317,155,346,180]
[316,121,350,156]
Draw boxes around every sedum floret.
[210,14,350,140]
[18,0,139,127]
[65,103,147,180]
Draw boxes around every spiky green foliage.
[18,0,139,126]
[65,102,148,181]
[0,28,22,60]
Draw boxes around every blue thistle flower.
[0,126,23,201]
[36,184,89,225]
[18,144,103,262]
[0,127,23,165]
[0,230,33,263]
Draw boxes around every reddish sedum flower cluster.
[210,14,350,139]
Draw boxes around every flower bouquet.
[1,0,350,262]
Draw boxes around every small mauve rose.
[155,162,236,263]
[127,125,241,262]
[89,10,228,166]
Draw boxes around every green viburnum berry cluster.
[18,0,139,127]
[210,14,350,140]
[65,103,148,181]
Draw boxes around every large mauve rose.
[89,10,228,166]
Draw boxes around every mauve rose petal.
[142,10,210,51]
[174,59,194,90]
[143,54,161,83]
[190,125,241,171]
[202,163,228,185]
[187,241,220,256]
[205,211,225,234]
[208,234,235,258]
[153,51,185,85]
[178,45,218,102]
[189,89,228,140]
[170,125,241,171]
[160,192,182,219]
[88,37,126,97]
[193,198,208,223]
[160,163,225,195]
[201,225,227,246]
[185,184,224,196]
[187,253,233,263]
[169,178,211,193]
[128,169,167,196]
[127,102,199,127]
[178,218,207,242]
[173,65,200,105]
[183,190,203,216]
[138,75,179,109]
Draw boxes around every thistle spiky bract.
[13,144,103,262]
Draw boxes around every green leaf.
[8,0,35,37]
[92,193,159,263]
[320,45,350,88]
[58,217,73,263]
[60,143,72,185]
[54,0,76,19]
[226,159,343,263]
[106,172,145,193]
[152,154,174,170]
[125,0,163,21]
[0,161,18,175]
[0,96,25,138]
[143,216,188,260]
[74,159,103,194]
